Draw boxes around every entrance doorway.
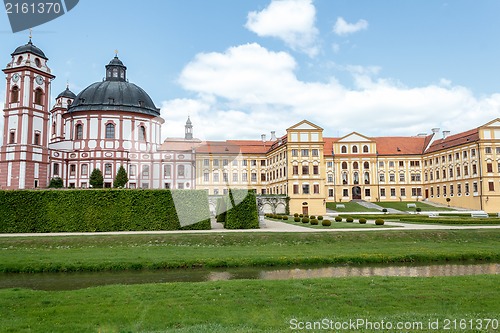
[352,186,362,200]
[302,206,309,215]
[425,189,429,199]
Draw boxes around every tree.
[89,168,104,188]
[113,165,129,188]
[48,177,64,188]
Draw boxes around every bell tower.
[0,37,55,189]
[185,116,193,140]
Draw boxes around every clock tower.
[0,38,55,189]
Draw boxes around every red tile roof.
[426,128,479,154]
[374,136,431,155]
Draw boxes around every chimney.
[261,134,266,142]
[431,128,440,134]
[270,131,277,141]
[443,131,450,139]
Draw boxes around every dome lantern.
[105,52,127,82]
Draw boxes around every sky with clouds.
[1,0,500,145]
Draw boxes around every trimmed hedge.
[322,219,331,226]
[224,189,259,230]
[215,197,227,223]
[335,216,342,222]
[0,189,211,233]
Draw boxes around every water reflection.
[0,263,497,291]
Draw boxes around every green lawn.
[326,201,380,212]
[0,230,499,273]
[278,218,394,229]
[376,201,455,211]
[0,275,498,332]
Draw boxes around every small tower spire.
[29,28,32,43]
[185,116,193,140]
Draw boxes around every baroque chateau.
[1,40,500,214]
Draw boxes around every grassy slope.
[0,275,498,332]
[0,230,499,273]
[376,201,454,211]
[326,202,380,212]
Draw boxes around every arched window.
[16,56,22,65]
[34,88,43,105]
[364,162,370,169]
[341,145,347,154]
[352,146,358,154]
[11,86,19,103]
[342,172,348,185]
[342,162,348,170]
[81,164,88,176]
[353,162,359,169]
[105,123,115,139]
[363,145,369,153]
[35,58,41,68]
[75,124,83,140]
[364,172,370,184]
[178,165,185,177]
[139,125,146,142]
[353,172,359,184]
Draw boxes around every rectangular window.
[400,188,406,197]
[34,133,40,145]
[301,149,309,157]
[399,161,404,167]
[232,160,238,167]
[313,184,319,194]
[390,188,396,197]
[443,185,447,196]
[178,165,185,177]
[472,164,477,175]
[399,173,405,182]
[313,165,319,175]
[389,161,394,168]
[302,184,310,194]
[213,172,219,183]
[142,165,149,177]
[450,184,454,195]
[233,173,238,182]
[471,149,476,157]
[81,164,88,176]
[457,183,462,194]
[389,174,395,182]
[251,160,257,166]
[365,189,371,197]
[9,131,15,144]
[465,183,469,194]
[312,149,319,156]
[164,165,172,178]
[343,189,349,197]
[204,172,209,182]
[223,172,228,182]
[129,165,136,177]
[473,182,478,193]
[291,149,298,157]
[261,160,266,166]
[242,173,248,182]
[164,183,171,189]
[302,165,309,175]
[380,188,386,197]
[293,166,299,175]
[293,184,299,194]
[485,147,492,154]
[327,161,333,168]
[464,165,469,176]
[261,173,266,181]
[203,159,209,167]
[488,181,495,191]
[379,174,385,182]
[242,160,247,167]
[328,189,334,197]
[70,164,76,176]
[328,174,333,183]
[487,163,493,173]
[105,163,112,175]
[223,159,228,166]
[213,159,219,167]
[251,173,257,182]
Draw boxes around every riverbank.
[1,275,498,332]
[1,230,499,273]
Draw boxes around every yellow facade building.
[193,119,500,214]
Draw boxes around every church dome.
[68,56,160,117]
[12,40,47,60]
[57,87,77,99]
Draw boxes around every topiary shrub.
[317,215,323,220]
[294,213,299,217]
[309,215,316,220]
[299,214,304,218]
[48,177,64,188]
[301,217,310,224]
[358,218,367,224]
[322,219,331,226]
[416,207,422,213]
[310,218,319,225]
[335,216,342,222]
[294,217,300,222]
[346,217,354,223]
[382,208,388,213]
[282,216,288,221]
[375,218,385,225]
[224,189,259,229]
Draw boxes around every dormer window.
[138,100,144,107]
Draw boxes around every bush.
[48,177,64,188]
[301,217,310,223]
[294,217,301,222]
[317,215,323,220]
[346,217,354,223]
[309,215,316,220]
[224,189,260,230]
[416,207,422,213]
[375,218,385,225]
[382,208,388,213]
[282,216,288,221]
[0,189,211,232]
[113,166,129,188]
[322,219,331,226]
[358,218,367,224]
[89,168,104,188]
[310,218,319,225]
[294,213,299,217]
[335,216,342,222]
[299,214,304,218]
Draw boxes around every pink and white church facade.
[0,39,197,190]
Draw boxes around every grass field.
[326,202,379,212]
[375,201,454,211]
[0,230,499,273]
[0,275,498,332]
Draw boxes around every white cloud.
[333,17,368,36]
[165,43,500,141]
[245,0,319,57]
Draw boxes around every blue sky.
[1,0,500,142]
